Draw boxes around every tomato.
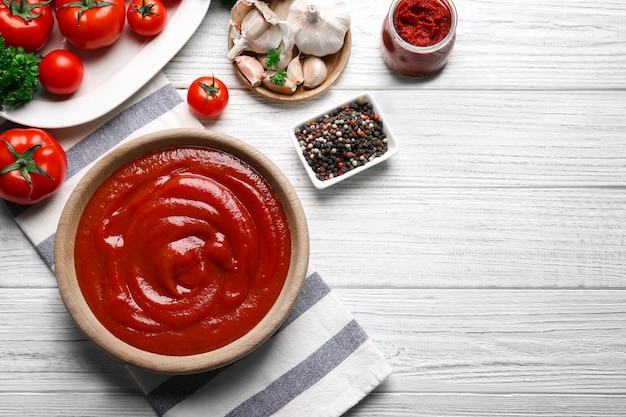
[127,0,167,37]
[187,76,229,118]
[39,50,85,95]
[55,0,125,50]
[0,128,67,205]
[0,0,54,52]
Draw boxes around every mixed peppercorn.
[294,97,388,181]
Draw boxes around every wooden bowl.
[54,128,309,374]
[228,0,351,102]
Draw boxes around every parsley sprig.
[270,69,288,86]
[265,49,281,71]
[0,38,41,111]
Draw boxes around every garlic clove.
[258,45,295,71]
[231,0,279,31]
[287,55,304,85]
[226,1,283,60]
[286,0,351,57]
[258,20,297,71]
[275,21,296,69]
[234,55,267,87]
[244,9,283,53]
[242,9,271,42]
[255,29,282,54]
[230,0,253,33]
[262,72,298,95]
[302,56,327,89]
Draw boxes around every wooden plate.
[228,0,352,102]
[54,129,310,374]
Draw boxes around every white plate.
[290,93,399,190]
[0,0,211,129]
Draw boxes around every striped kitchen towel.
[128,268,392,417]
[1,73,392,417]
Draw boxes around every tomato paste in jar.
[381,0,457,77]
[74,146,291,356]
[394,0,451,46]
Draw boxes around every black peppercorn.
[294,98,388,181]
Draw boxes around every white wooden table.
[2,0,625,415]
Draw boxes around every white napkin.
[1,73,392,416]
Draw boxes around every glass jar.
[381,0,457,78]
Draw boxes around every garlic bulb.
[226,1,283,60]
[234,55,266,86]
[286,55,304,85]
[302,56,327,89]
[286,0,351,57]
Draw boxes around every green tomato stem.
[198,76,220,105]
[4,0,52,22]
[133,0,159,17]
[0,140,52,199]
[57,0,117,24]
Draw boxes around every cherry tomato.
[187,75,229,118]
[55,0,125,50]
[39,50,85,95]
[0,0,54,52]
[127,0,167,37]
[0,128,67,205]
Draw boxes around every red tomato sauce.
[74,146,291,356]
[393,0,452,47]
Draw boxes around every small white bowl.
[289,94,399,189]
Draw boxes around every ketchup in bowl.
[74,146,292,356]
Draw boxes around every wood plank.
[0,393,155,417]
[0,203,56,288]
[0,370,139,394]
[370,90,626,188]
[334,288,626,394]
[347,393,626,417]
[1,288,624,395]
[303,187,626,289]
